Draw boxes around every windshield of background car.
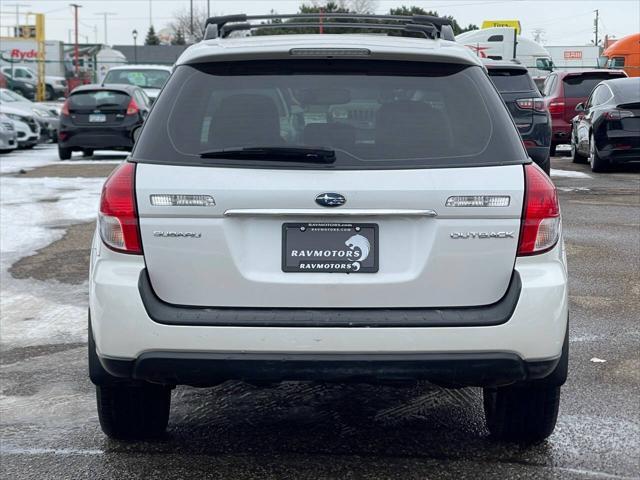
[68,90,131,111]
[133,60,526,169]
[488,69,535,93]
[563,72,627,98]
[103,69,170,89]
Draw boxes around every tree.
[168,5,208,43]
[171,29,186,45]
[389,6,478,35]
[145,25,160,45]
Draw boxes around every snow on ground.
[1,145,108,348]
[551,169,593,179]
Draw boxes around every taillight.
[126,98,139,116]
[547,100,565,116]
[99,162,142,254]
[61,99,70,116]
[516,98,547,112]
[517,164,561,256]
[603,109,634,120]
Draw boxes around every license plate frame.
[88,113,107,123]
[282,222,378,273]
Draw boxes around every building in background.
[111,45,188,66]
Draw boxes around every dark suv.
[485,60,551,173]
[542,69,628,155]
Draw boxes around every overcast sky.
[0,0,638,46]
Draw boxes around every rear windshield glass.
[488,69,535,93]
[563,73,626,98]
[103,69,170,89]
[68,90,130,111]
[133,60,526,169]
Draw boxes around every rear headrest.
[208,94,282,149]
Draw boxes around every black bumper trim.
[100,351,559,388]
[138,269,521,328]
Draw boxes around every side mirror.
[575,103,585,112]
[132,125,142,144]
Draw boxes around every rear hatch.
[66,89,131,126]
[562,72,627,123]
[133,59,528,308]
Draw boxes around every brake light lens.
[518,164,561,256]
[604,109,634,120]
[547,100,565,116]
[126,98,139,116]
[61,99,70,116]
[99,162,142,254]
[516,98,547,112]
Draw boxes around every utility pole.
[70,4,82,76]
[593,9,599,46]
[190,0,194,40]
[96,12,116,45]
[5,3,30,37]
[207,0,210,18]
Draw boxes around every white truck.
[456,27,554,78]
[545,45,602,71]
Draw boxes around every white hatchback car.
[89,14,569,443]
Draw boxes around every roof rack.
[203,13,455,42]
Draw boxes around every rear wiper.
[199,146,336,163]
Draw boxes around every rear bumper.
[550,119,571,144]
[59,127,135,150]
[97,350,560,388]
[139,268,522,328]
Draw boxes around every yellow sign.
[481,20,521,34]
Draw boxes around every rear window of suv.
[133,60,526,169]
[562,72,626,98]
[487,68,536,93]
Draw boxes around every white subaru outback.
[89,14,568,443]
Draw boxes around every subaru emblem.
[316,193,346,208]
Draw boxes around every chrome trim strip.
[224,208,437,217]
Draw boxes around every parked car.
[0,71,36,100]
[102,65,172,103]
[89,13,568,444]
[0,105,40,148]
[0,113,18,153]
[0,88,60,141]
[0,65,67,100]
[485,60,552,173]
[58,84,151,159]
[542,69,628,155]
[570,77,640,171]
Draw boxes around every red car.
[541,69,627,155]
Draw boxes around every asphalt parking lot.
[1,145,638,479]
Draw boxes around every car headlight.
[6,113,25,122]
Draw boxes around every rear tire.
[58,145,72,160]
[571,130,587,164]
[96,383,171,440]
[82,149,94,157]
[589,133,609,173]
[549,144,557,157]
[45,85,55,101]
[483,384,561,443]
